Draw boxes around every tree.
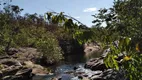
[92,0,142,80]
[92,0,142,38]
[0,0,22,54]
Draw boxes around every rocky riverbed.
[0,47,50,80]
[0,41,128,80]
[32,48,128,80]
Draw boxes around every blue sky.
[9,0,114,27]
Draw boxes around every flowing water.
[32,52,102,80]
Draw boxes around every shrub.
[35,32,63,64]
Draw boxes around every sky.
[5,0,114,27]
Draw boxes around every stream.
[32,52,102,80]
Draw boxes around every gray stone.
[85,58,107,71]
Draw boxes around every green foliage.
[13,26,64,63]
[92,0,142,38]
[104,37,142,80]
[73,29,94,44]
[36,35,63,63]
[123,53,142,80]
[90,0,142,80]
[0,1,89,64]
[0,2,65,63]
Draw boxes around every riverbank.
[31,48,127,80]
[0,41,127,80]
[0,47,52,80]
[0,41,102,80]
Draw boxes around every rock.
[101,48,110,58]
[32,73,55,80]
[2,76,11,80]
[51,77,58,80]
[71,76,90,80]
[84,47,127,80]
[83,74,88,77]
[8,48,18,55]
[73,66,78,70]
[1,66,33,80]
[91,59,106,71]
[24,61,35,68]
[24,61,44,69]
[84,41,102,57]
[113,40,119,48]
[0,47,49,80]
[10,47,41,63]
[78,76,83,79]
[0,59,22,66]
[23,61,47,74]
[0,57,33,80]
[101,48,124,62]
[89,69,128,80]
[85,58,107,71]
[59,74,73,80]
[101,69,128,80]
[2,68,33,80]
[102,69,114,79]
[84,58,99,68]
[82,77,90,80]
[0,55,10,59]
[0,71,3,79]
[58,78,62,80]
[1,66,22,76]
[16,68,33,78]
[16,68,32,76]
[91,75,103,80]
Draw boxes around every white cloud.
[75,16,80,19]
[83,7,97,12]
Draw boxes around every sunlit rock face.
[83,41,102,58]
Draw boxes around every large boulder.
[84,41,128,80]
[0,59,22,66]
[0,47,49,80]
[1,66,22,76]
[23,61,48,74]
[90,69,127,80]
[84,41,102,58]
[84,47,124,71]
[0,65,33,80]
[2,68,33,80]
[10,47,41,63]
[0,58,33,80]
[84,58,107,71]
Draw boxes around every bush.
[14,26,64,64]
[35,32,63,64]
